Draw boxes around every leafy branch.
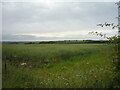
[97,22,119,29]
[89,22,119,42]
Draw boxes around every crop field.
[2,44,116,88]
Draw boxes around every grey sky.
[2,1,118,41]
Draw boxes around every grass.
[0,44,2,89]
[2,44,116,88]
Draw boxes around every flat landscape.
[2,44,115,88]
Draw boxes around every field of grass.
[2,44,116,88]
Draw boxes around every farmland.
[2,44,116,88]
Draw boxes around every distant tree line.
[24,40,109,44]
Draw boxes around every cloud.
[0,3,2,41]
[2,29,118,41]
[1,0,119,2]
[2,2,118,41]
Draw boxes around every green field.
[2,44,116,88]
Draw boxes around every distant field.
[2,44,115,88]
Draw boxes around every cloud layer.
[2,2,118,41]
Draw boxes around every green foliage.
[2,44,115,88]
[89,22,120,88]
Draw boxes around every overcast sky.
[2,1,119,41]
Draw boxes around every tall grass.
[2,44,115,88]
